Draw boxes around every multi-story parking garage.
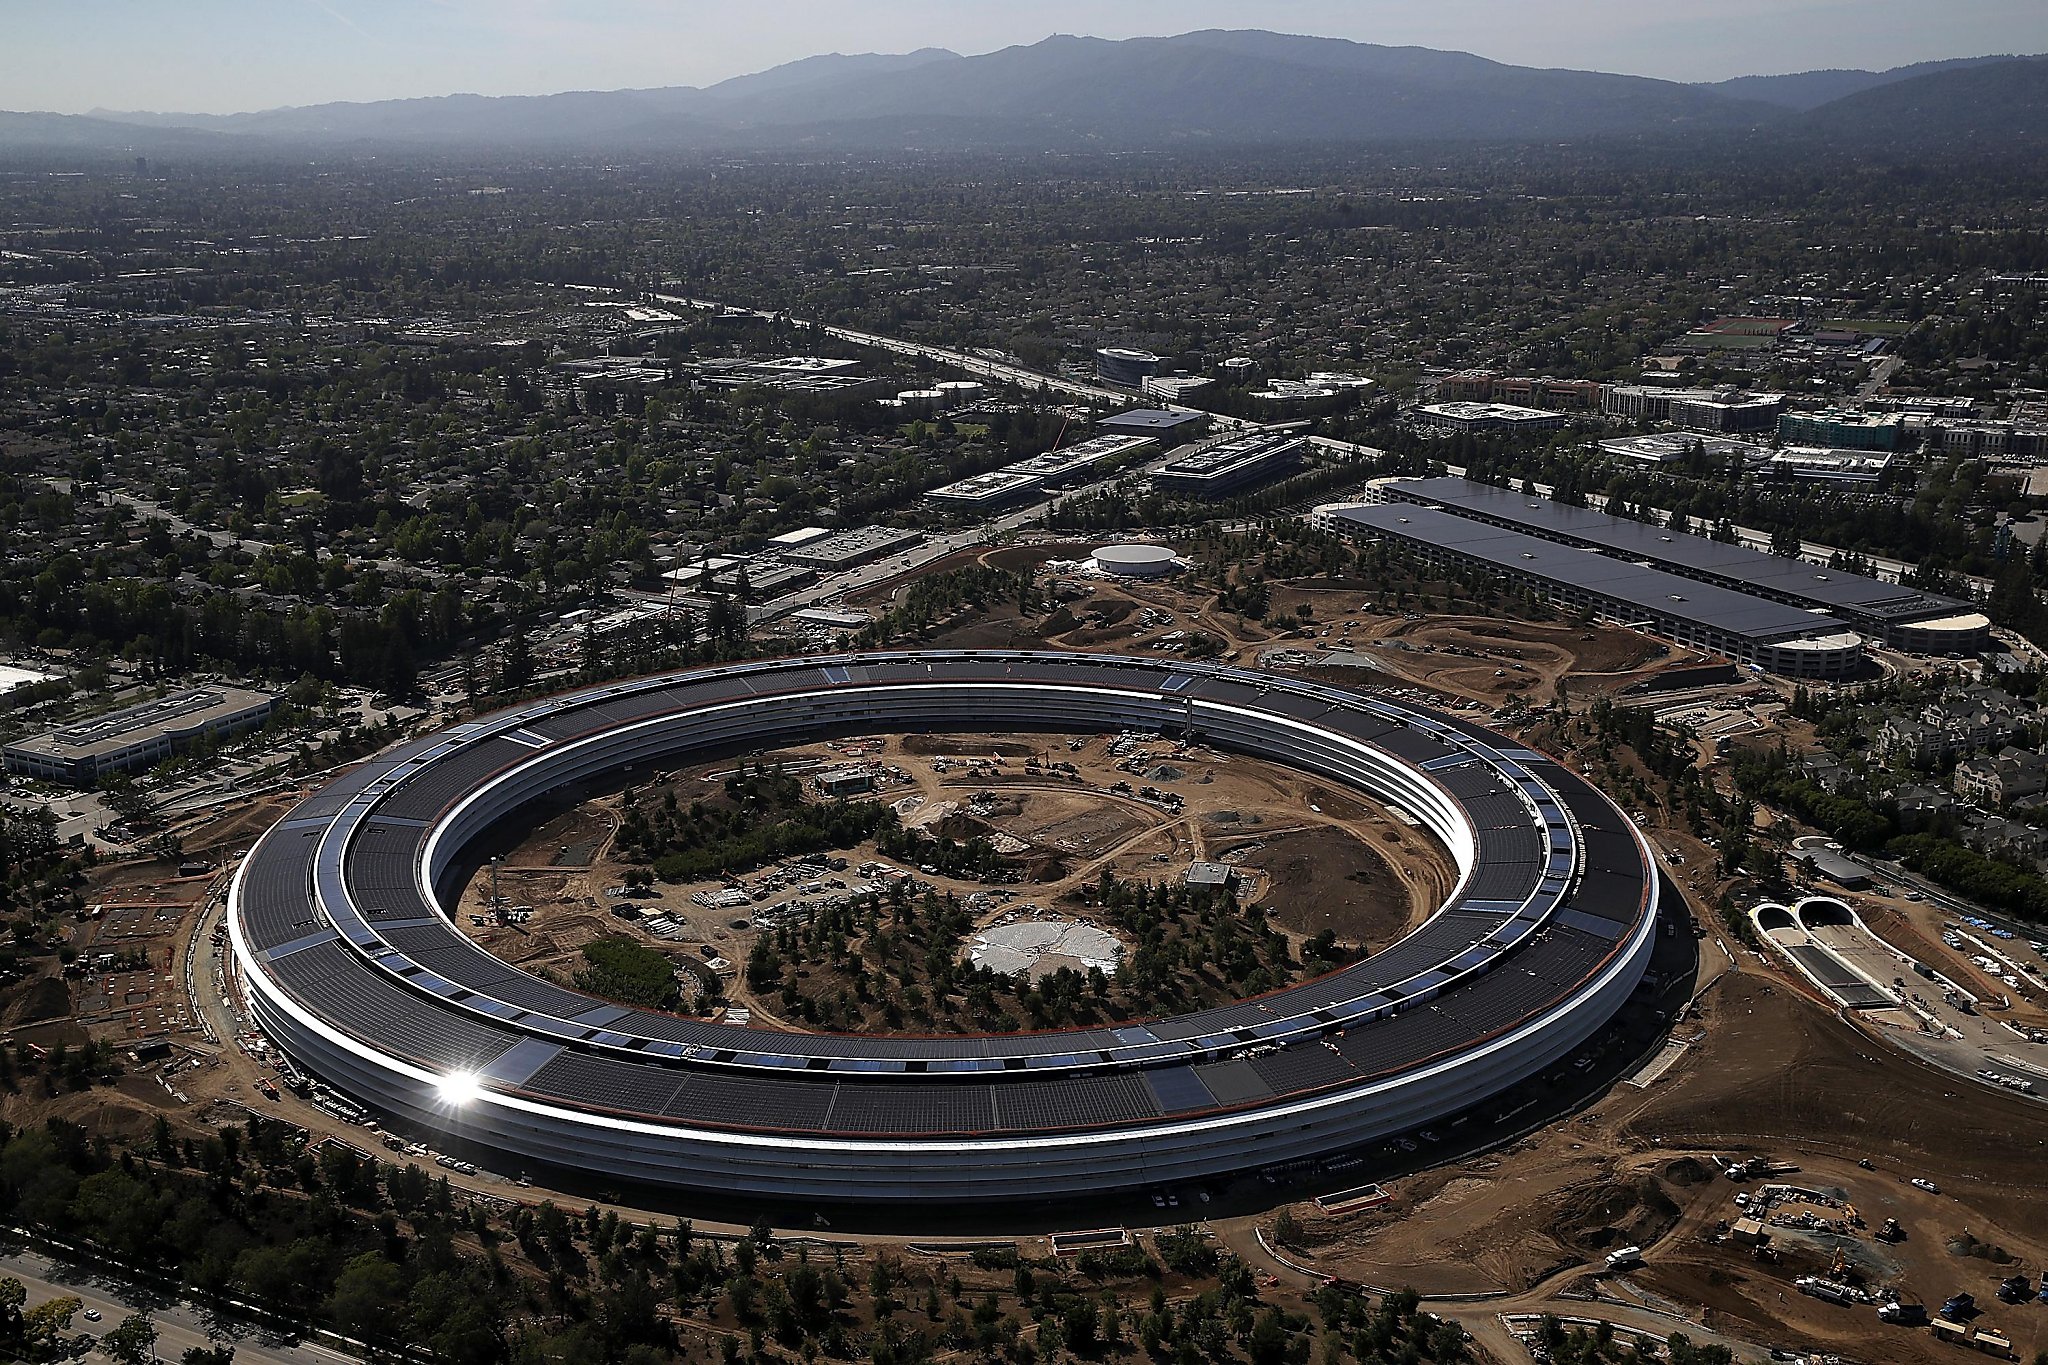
[229,652,1658,1203]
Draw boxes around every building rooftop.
[1338,504,1854,645]
[1100,408,1206,434]
[1418,401,1561,422]
[1598,434,1767,464]
[926,470,1044,503]
[1386,477,1973,626]
[11,686,275,763]
[1158,431,1305,479]
[1007,433,1155,481]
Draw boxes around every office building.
[1598,434,1768,467]
[6,686,277,785]
[782,526,926,571]
[1337,505,1865,679]
[1416,402,1568,434]
[1767,448,1895,485]
[1096,348,1163,388]
[1379,477,1988,654]
[1152,431,1305,496]
[1005,434,1159,488]
[1603,385,1785,433]
[1101,409,1207,440]
[924,470,1046,511]
[1777,409,1903,452]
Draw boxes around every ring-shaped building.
[229,652,1658,1201]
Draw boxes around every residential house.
[1954,747,2048,809]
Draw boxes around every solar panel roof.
[1388,477,1971,623]
[1336,505,1852,643]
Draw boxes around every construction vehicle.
[1941,1291,1976,1320]
[1997,1274,2031,1304]
[1877,1218,1905,1243]
[1797,1276,1856,1305]
[1606,1245,1643,1271]
[1878,1301,1927,1325]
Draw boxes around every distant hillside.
[1702,54,2035,111]
[84,48,960,147]
[11,32,2045,157]
[0,110,223,153]
[692,31,1774,145]
[697,48,958,103]
[65,30,1773,151]
[1800,56,2048,146]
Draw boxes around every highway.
[1,1246,361,1365]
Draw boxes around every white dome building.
[1092,543,1182,578]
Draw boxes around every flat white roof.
[0,664,57,697]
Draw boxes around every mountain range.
[5,31,2044,156]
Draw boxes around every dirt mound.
[1245,826,1448,948]
[1549,1172,1683,1255]
[5,975,71,1025]
[1662,1155,1715,1187]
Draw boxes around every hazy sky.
[9,0,2047,114]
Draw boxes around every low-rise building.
[817,767,878,798]
[782,526,926,570]
[1415,402,1567,434]
[1798,848,1872,890]
[1100,409,1207,440]
[1138,376,1215,404]
[1597,433,1767,467]
[924,469,1045,511]
[1777,409,1903,451]
[1005,434,1159,488]
[1603,385,1785,433]
[4,686,277,785]
[1767,447,1895,485]
[1151,430,1304,497]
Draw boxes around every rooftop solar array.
[1337,505,1851,644]
[234,652,1655,1141]
[1386,477,1972,625]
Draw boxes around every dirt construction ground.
[1269,964,2048,1363]
[863,541,1700,713]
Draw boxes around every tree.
[1247,1309,1289,1365]
[102,1313,158,1365]
[182,1346,235,1365]
[0,1277,22,1341]
[328,1251,406,1345]
[21,1297,79,1358]
[98,772,157,829]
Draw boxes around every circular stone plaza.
[229,651,1658,1204]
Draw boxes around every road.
[1,1247,360,1365]
[654,292,1189,413]
[1858,354,1905,402]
